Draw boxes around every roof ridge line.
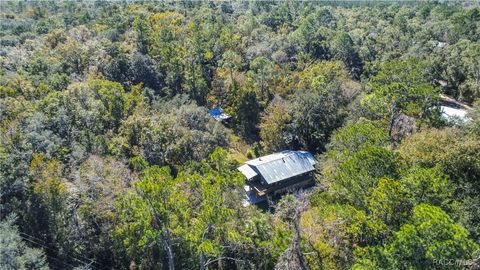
[250,151,296,166]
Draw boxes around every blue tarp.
[208,107,231,121]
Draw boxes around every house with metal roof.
[238,150,317,205]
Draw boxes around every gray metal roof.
[238,150,316,184]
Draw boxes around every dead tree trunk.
[199,252,206,270]
[293,218,308,270]
[138,188,175,270]
[165,229,175,270]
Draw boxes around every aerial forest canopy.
[1,1,479,269]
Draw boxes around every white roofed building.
[439,94,472,123]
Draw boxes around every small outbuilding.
[439,94,471,123]
[208,107,231,122]
[238,150,317,205]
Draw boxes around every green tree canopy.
[0,216,49,270]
